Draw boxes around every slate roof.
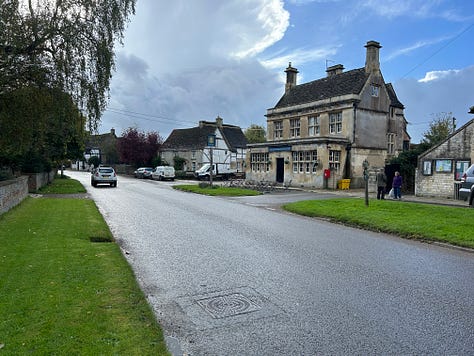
[162,123,247,152]
[385,83,404,109]
[86,131,117,150]
[274,68,369,109]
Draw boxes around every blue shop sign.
[268,146,291,152]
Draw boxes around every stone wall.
[415,119,474,198]
[0,176,29,215]
[27,171,56,192]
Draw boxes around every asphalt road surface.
[68,171,474,355]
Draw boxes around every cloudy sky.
[100,0,474,143]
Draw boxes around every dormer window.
[371,84,380,97]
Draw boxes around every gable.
[221,126,248,150]
[273,68,369,109]
[162,124,247,152]
[162,126,215,150]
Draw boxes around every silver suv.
[91,166,117,187]
[458,163,474,206]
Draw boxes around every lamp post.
[363,159,369,206]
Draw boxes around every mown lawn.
[174,184,261,196]
[283,198,474,249]
[38,175,86,194]
[0,197,169,355]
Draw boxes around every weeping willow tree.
[0,0,136,130]
[0,0,136,173]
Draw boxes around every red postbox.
[324,169,331,179]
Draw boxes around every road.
[68,171,474,355]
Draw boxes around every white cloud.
[418,69,460,82]
[119,0,289,74]
[100,0,291,136]
[395,65,474,142]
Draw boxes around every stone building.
[161,117,247,174]
[415,118,474,198]
[246,41,410,188]
[71,128,118,170]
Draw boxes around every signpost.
[207,134,216,187]
[363,159,369,206]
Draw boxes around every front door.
[276,158,284,183]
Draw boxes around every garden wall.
[0,176,29,215]
[27,171,56,192]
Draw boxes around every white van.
[151,166,175,181]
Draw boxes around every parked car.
[151,166,175,181]
[458,163,474,206]
[91,166,117,187]
[134,167,153,179]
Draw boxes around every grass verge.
[283,198,474,249]
[0,197,169,355]
[38,175,86,194]
[174,184,261,196]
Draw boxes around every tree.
[0,0,136,131]
[117,128,163,167]
[244,124,266,143]
[421,112,455,148]
[0,85,85,173]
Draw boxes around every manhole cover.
[196,292,261,319]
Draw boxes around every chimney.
[110,128,116,136]
[365,40,382,73]
[326,64,344,77]
[285,62,298,93]
[215,116,223,127]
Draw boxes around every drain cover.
[196,292,261,319]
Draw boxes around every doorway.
[276,158,284,183]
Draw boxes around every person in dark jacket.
[392,171,402,199]
[376,168,387,200]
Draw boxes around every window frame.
[292,150,318,174]
[308,115,320,136]
[250,152,270,172]
[290,118,301,138]
[329,112,342,134]
[329,150,341,172]
[387,133,395,154]
[371,84,380,97]
[273,120,283,139]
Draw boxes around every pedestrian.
[392,171,402,199]
[376,168,387,200]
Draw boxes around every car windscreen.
[99,168,113,173]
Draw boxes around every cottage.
[161,117,247,175]
[415,118,474,198]
[247,41,410,188]
[71,128,118,170]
